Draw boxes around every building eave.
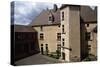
[31,23,60,27]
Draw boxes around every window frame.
[87,24,89,27]
[62,25,65,34]
[49,16,52,21]
[85,32,91,41]
[62,11,64,21]
[40,33,44,40]
[57,33,61,41]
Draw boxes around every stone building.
[29,4,97,62]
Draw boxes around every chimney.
[53,4,58,12]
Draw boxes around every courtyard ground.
[15,53,62,66]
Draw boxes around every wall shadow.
[11,25,40,65]
[80,18,89,60]
[14,32,40,61]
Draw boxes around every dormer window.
[48,13,54,22]
[49,16,52,21]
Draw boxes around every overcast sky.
[11,1,61,25]
[11,1,96,25]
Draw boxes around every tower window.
[62,25,65,33]
[62,38,65,41]
[41,44,43,46]
[57,44,61,50]
[57,33,61,41]
[85,32,91,41]
[62,12,64,21]
[49,16,52,21]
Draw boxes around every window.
[62,25,65,33]
[62,12,64,21]
[58,25,60,27]
[49,16,52,21]
[57,44,61,52]
[45,44,48,47]
[57,33,61,41]
[62,38,65,49]
[49,15,54,22]
[40,33,44,40]
[41,44,43,46]
[45,44,48,55]
[88,45,91,47]
[57,44,61,49]
[57,44,61,46]
[62,42,64,46]
[41,44,44,54]
[57,44,61,58]
[62,38,65,41]
[87,24,89,27]
[85,32,91,40]
[62,52,65,60]
[88,47,91,51]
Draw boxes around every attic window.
[49,15,54,22]
[49,16,52,21]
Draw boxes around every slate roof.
[30,9,60,26]
[30,4,97,26]
[14,25,36,32]
[60,4,97,22]
[80,6,97,22]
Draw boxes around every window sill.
[57,39,61,41]
[57,40,61,41]
[40,39,44,40]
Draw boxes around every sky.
[11,1,61,25]
[11,1,96,25]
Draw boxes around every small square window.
[45,44,48,47]
[62,38,65,41]
[85,32,91,41]
[58,25,60,27]
[87,24,89,27]
[62,42,64,46]
[41,44,43,46]
[40,33,44,40]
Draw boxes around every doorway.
[62,52,65,60]
[41,44,44,55]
